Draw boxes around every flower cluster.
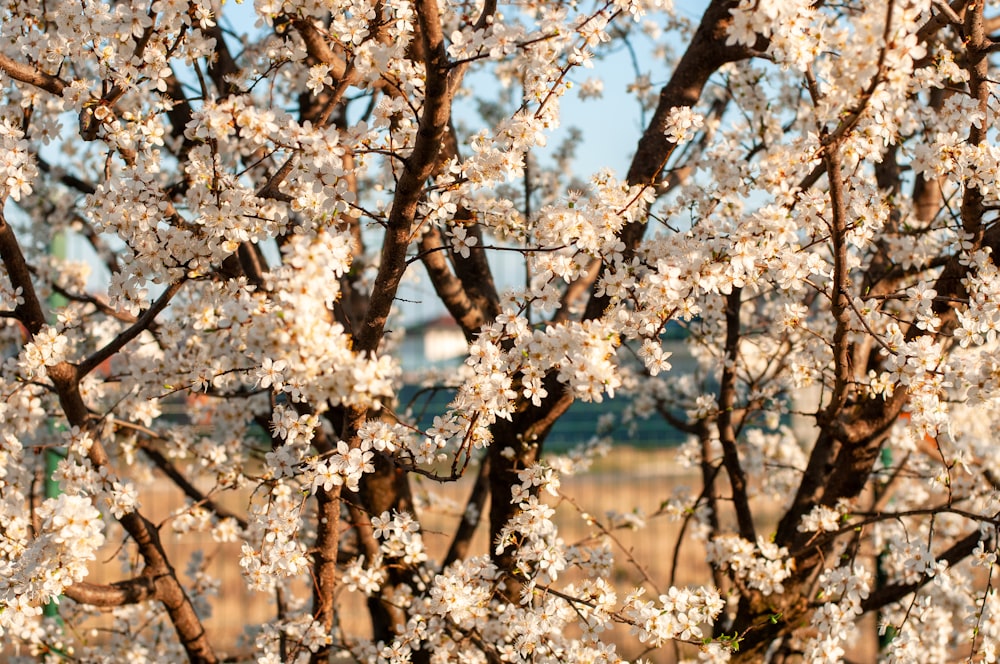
[371,510,428,566]
[259,232,400,410]
[802,565,871,663]
[308,440,375,494]
[0,118,36,202]
[705,535,793,596]
[663,106,704,144]
[622,586,725,647]
[0,494,105,637]
[5,0,1000,660]
[240,483,309,590]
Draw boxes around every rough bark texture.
[731,3,990,657]
[487,0,761,597]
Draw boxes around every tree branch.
[77,280,186,377]
[137,440,248,531]
[353,0,465,355]
[0,53,67,95]
[64,573,158,607]
[717,288,755,541]
[584,0,759,321]
[818,142,852,423]
[860,529,982,612]
[0,209,48,336]
[418,224,498,340]
[443,454,491,567]
[46,362,217,663]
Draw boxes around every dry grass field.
[414,447,707,663]
[70,447,877,662]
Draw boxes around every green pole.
[44,230,67,624]
[42,447,65,621]
[877,445,893,651]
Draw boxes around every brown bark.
[444,455,491,566]
[717,288,755,542]
[64,573,158,607]
[0,211,47,336]
[309,484,343,664]
[486,0,761,597]
[488,374,575,600]
[50,365,219,664]
[418,224,500,340]
[0,53,67,95]
[354,0,465,356]
[0,209,218,663]
[733,5,995,657]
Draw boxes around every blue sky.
[52,0,714,325]
[395,1,712,322]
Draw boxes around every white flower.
[311,459,343,493]
[638,339,672,376]
[255,357,287,390]
[342,555,386,596]
[448,225,478,259]
[106,480,141,519]
[306,64,333,95]
[663,106,704,143]
[797,504,842,534]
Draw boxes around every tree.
[1,0,999,660]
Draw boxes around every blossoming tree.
[2,0,1000,660]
